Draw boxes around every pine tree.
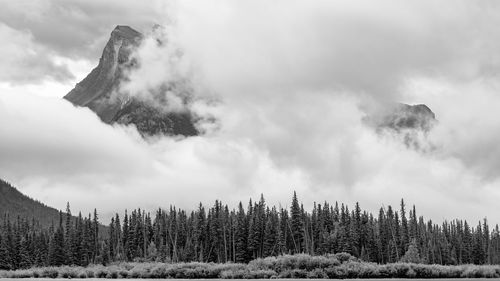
[193,204,206,262]
[0,233,12,270]
[72,212,84,265]
[290,191,303,253]
[64,203,73,265]
[463,221,473,264]
[483,218,490,264]
[247,203,259,259]
[263,208,277,257]
[235,202,248,263]
[48,212,66,266]
[473,222,485,264]
[276,216,286,255]
[92,209,99,263]
[108,218,115,261]
[18,235,32,269]
[400,199,409,254]
[122,211,130,261]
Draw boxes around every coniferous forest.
[1,191,500,273]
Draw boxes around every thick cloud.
[0,91,308,219]
[172,0,500,102]
[2,0,500,224]
[0,0,165,85]
[2,88,500,224]
[0,23,74,84]
[0,0,165,59]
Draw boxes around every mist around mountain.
[64,26,198,137]
[363,103,436,150]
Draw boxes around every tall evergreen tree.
[235,202,248,263]
[48,212,65,266]
[290,191,303,253]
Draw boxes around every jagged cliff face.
[64,26,198,137]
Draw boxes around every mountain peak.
[111,25,142,40]
[64,26,198,137]
[363,102,436,150]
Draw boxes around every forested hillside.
[0,179,62,228]
[1,191,500,270]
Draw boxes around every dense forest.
[1,191,500,270]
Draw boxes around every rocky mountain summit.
[364,103,436,149]
[370,103,436,132]
[64,25,198,136]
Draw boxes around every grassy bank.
[2,253,500,279]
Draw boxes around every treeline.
[1,192,500,270]
[0,205,101,269]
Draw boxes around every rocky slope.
[64,25,198,136]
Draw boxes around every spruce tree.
[64,203,73,265]
[0,233,12,270]
[18,235,31,269]
[400,199,409,253]
[48,212,66,266]
[290,191,303,253]
[263,208,277,257]
[235,202,248,263]
[122,211,130,261]
[93,209,99,263]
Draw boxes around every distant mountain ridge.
[0,178,62,227]
[64,25,198,137]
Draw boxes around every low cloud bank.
[1,0,500,223]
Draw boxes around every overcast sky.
[1,0,500,223]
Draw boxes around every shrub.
[407,267,417,278]
[118,270,129,278]
[150,265,167,278]
[41,268,59,278]
[7,256,500,279]
[334,252,357,263]
[130,269,141,278]
[94,266,109,278]
[307,268,328,279]
[85,269,95,278]
[220,269,246,279]
[248,269,277,279]
[107,270,119,279]
[278,269,307,278]
[12,270,33,278]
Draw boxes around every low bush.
[4,254,500,278]
[41,268,59,278]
